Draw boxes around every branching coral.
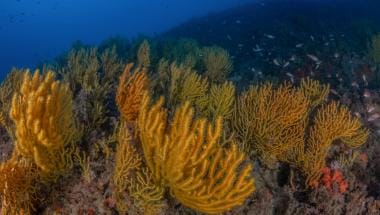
[149,57,170,95]
[112,122,141,213]
[300,77,330,109]
[176,68,209,108]
[162,38,201,68]
[166,63,209,108]
[62,47,101,93]
[100,46,123,85]
[137,40,151,69]
[202,81,236,120]
[369,34,380,64]
[112,123,142,194]
[138,92,255,214]
[10,70,78,179]
[128,167,166,215]
[233,83,310,159]
[59,46,122,133]
[0,68,24,139]
[302,102,369,185]
[0,159,37,215]
[233,79,368,186]
[153,60,235,121]
[202,46,233,83]
[116,63,149,122]
[112,121,165,214]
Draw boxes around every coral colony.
[0,36,373,214]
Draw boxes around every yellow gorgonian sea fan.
[138,92,255,214]
[116,63,149,122]
[112,121,165,214]
[0,159,37,215]
[202,46,233,83]
[232,79,368,187]
[10,70,77,178]
[204,81,236,120]
[300,77,330,109]
[137,39,151,69]
[233,82,310,159]
[302,102,369,185]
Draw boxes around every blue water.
[0,0,254,80]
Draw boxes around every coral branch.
[10,70,77,179]
[138,92,255,214]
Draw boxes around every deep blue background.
[0,0,255,79]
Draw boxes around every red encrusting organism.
[318,167,348,193]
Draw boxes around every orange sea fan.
[116,63,149,122]
[138,92,255,214]
[10,70,77,179]
[0,159,38,215]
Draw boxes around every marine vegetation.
[233,78,368,186]
[0,159,37,214]
[369,34,380,64]
[0,35,374,214]
[116,63,149,123]
[0,70,80,214]
[137,93,254,214]
[10,70,79,180]
[0,68,24,140]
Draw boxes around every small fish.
[226,35,232,40]
[354,112,361,119]
[334,53,340,58]
[285,72,294,77]
[283,61,290,68]
[368,113,380,122]
[330,89,339,96]
[265,34,275,39]
[310,35,315,41]
[307,54,320,62]
[252,44,263,52]
[295,43,303,48]
[286,73,295,83]
[362,74,368,85]
[367,105,376,113]
[363,89,371,98]
[273,59,280,66]
[351,81,359,88]
[236,20,241,24]
[289,55,296,61]
[238,44,244,48]
[324,42,329,46]
[315,62,322,70]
